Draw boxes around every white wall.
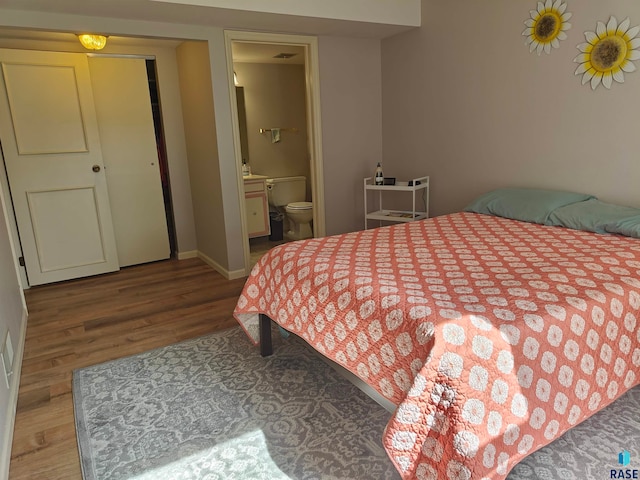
[318,35,383,235]
[0,178,27,479]
[382,0,640,216]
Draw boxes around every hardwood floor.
[8,258,247,480]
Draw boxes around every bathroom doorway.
[225,31,325,271]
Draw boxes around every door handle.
[92,165,101,172]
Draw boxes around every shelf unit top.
[364,175,429,191]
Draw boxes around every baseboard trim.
[177,250,198,260]
[179,250,246,279]
[0,307,27,480]
[197,251,246,280]
[226,268,247,280]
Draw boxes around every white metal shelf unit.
[364,175,429,229]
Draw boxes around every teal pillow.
[547,199,640,234]
[463,188,595,225]
[605,214,640,239]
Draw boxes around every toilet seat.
[286,201,313,210]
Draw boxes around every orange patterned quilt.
[233,212,640,479]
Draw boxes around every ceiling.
[0,0,415,39]
[231,43,305,65]
[0,1,417,64]
[0,26,181,49]
[0,27,307,64]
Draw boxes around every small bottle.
[374,162,384,185]
[242,160,251,176]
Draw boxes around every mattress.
[234,212,640,479]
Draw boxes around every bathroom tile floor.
[249,236,288,267]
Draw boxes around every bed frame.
[259,313,273,357]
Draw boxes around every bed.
[233,188,640,479]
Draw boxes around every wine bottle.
[375,162,384,185]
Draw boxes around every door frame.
[0,143,28,288]
[223,31,326,275]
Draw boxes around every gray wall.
[0,186,25,477]
[176,41,229,268]
[382,0,640,217]
[234,63,311,199]
[319,35,383,235]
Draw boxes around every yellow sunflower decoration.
[522,0,572,55]
[574,16,640,90]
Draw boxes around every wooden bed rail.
[259,313,273,357]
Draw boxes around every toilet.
[266,176,313,240]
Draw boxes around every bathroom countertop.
[243,174,269,181]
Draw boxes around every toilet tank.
[266,176,306,207]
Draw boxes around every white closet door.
[0,49,119,285]
[89,57,170,267]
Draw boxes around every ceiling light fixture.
[77,34,108,51]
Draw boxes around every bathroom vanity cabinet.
[243,175,270,238]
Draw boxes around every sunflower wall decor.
[574,16,640,90]
[522,0,572,55]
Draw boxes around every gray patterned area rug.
[507,384,640,480]
[72,326,400,480]
[73,325,640,480]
